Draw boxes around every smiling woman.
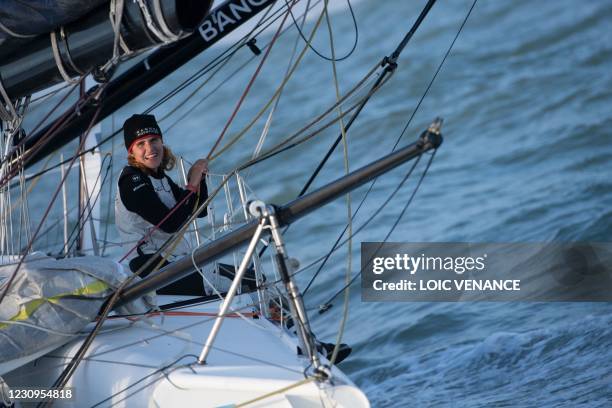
[114,114,209,295]
[130,136,164,170]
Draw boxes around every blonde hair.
[128,145,176,174]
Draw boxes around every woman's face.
[130,136,163,170]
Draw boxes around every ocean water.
[19,0,612,406]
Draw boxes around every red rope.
[0,105,103,305]
[0,101,76,188]
[117,189,195,263]
[107,311,259,319]
[117,3,298,265]
[206,0,296,159]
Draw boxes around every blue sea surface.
[21,0,612,406]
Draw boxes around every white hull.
[4,294,369,407]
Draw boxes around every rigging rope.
[301,0,477,298]
[212,60,381,162]
[135,0,179,43]
[296,0,438,200]
[100,135,117,256]
[157,4,279,127]
[4,1,337,391]
[50,31,81,84]
[208,7,328,161]
[323,0,352,366]
[0,78,18,122]
[0,77,88,187]
[393,0,478,150]
[14,0,476,397]
[144,0,294,114]
[249,0,313,162]
[48,180,227,391]
[235,378,315,407]
[18,0,313,182]
[14,0,325,183]
[111,0,302,280]
[98,0,133,77]
[285,0,358,62]
[0,102,103,305]
[29,83,73,104]
[62,154,113,256]
[206,0,297,160]
[5,1,293,187]
[302,154,422,295]
[320,150,437,310]
[236,73,391,171]
[8,153,56,212]
[245,0,440,270]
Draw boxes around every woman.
[115,114,208,295]
[114,115,351,362]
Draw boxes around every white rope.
[0,21,36,39]
[50,31,80,84]
[0,77,17,122]
[0,104,12,122]
[1,96,30,257]
[152,0,182,41]
[251,1,312,160]
[135,0,178,43]
[17,143,32,251]
[97,0,133,78]
[59,26,85,76]
[109,0,130,58]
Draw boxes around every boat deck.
[4,294,368,407]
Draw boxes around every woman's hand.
[187,158,208,191]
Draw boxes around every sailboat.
[0,0,443,406]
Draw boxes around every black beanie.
[123,114,162,151]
